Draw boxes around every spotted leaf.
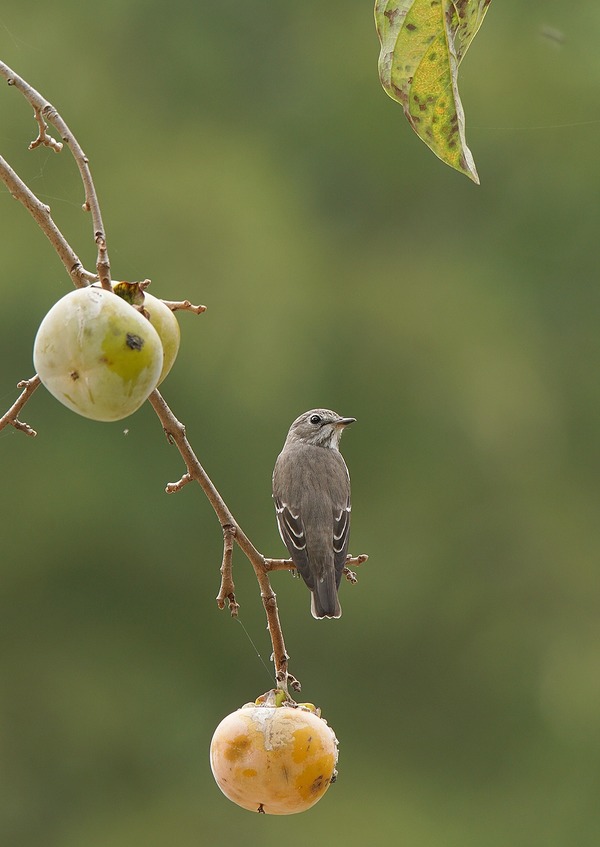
[375,0,492,183]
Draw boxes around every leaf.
[375,0,492,184]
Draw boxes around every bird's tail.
[311,572,342,619]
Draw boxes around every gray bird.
[272,409,356,619]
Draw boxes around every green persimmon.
[33,286,163,421]
[139,291,180,384]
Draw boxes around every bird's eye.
[309,414,322,425]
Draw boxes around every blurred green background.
[2,1,600,845]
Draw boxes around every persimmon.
[33,286,163,421]
[210,691,339,815]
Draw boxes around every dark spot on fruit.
[69,370,79,381]
[257,803,266,814]
[225,735,251,761]
[126,333,144,351]
[310,774,324,794]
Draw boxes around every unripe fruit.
[111,282,180,385]
[33,287,163,421]
[138,291,180,384]
[210,692,339,815]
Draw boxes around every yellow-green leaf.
[452,0,492,60]
[375,0,492,183]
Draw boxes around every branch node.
[217,524,239,616]
[28,107,63,153]
[288,674,302,693]
[0,375,41,437]
[13,418,37,437]
[342,553,368,584]
[165,472,191,494]
[276,670,301,694]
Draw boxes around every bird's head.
[284,409,356,450]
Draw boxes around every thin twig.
[123,281,206,316]
[264,553,369,573]
[161,299,207,315]
[165,472,192,493]
[217,523,240,616]
[0,60,112,289]
[29,107,63,153]
[0,375,41,436]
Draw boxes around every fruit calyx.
[112,279,149,309]
[246,688,321,716]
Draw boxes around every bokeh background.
[2,2,600,845]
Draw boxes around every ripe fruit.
[210,691,339,815]
[33,286,163,421]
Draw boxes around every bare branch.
[137,282,206,315]
[0,154,96,288]
[29,107,63,153]
[0,375,41,436]
[263,557,298,573]
[0,60,112,290]
[217,523,240,616]
[161,299,207,315]
[348,553,369,567]
[165,472,192,493]
[264,553,369,574]
[147,388,296,694]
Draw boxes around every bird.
[272,409,355,619]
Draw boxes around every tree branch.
[135,281,206,315]
[264,553,369,574]
[0,375,41,436]
[0,154,96,288]
[217,523,240,616]
[161,299,207,315]
[148,388,299,693]
[0,60,111,289]
[29,106,64,153]
[0,61,368,702]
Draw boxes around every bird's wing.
[273,496,312,586]
[332,492,351,583]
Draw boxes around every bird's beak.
[336,416,356,427]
